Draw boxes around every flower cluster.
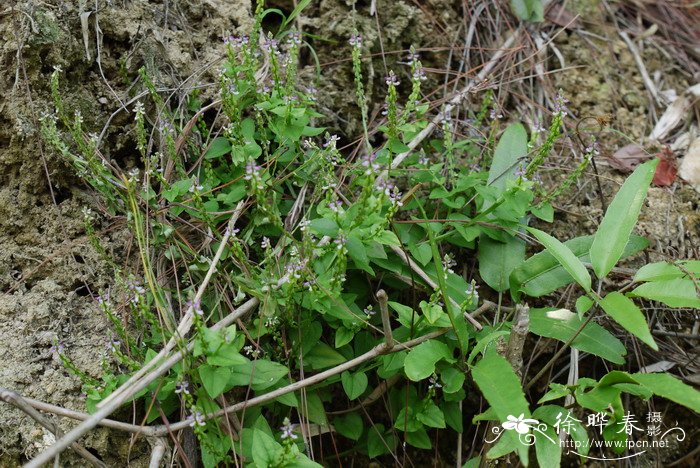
[553,90,570,118]
[385,71,400,87]
[223,35,249,49]
[349,33,362,48]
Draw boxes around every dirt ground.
[0,0,697,466]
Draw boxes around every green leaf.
[471,350,530,420]
[487,123,528,192]
[304,342,347,370]
[531,202,554,222]
[471,349,530,464]
[309,218,339,236]
[599,292,658,350]
[346,235,373,274]
[417,400,446,428]
[479,235,526,292]
[229,359,288,391]
[367,424,396,458]
[251,429,283,468]
[404,340,452,381]
[590,159,658,279]
[575,296,594,317]
[510,0,544,22]
[629,279,700,308]
[440,367,466,393]
[529,308,627,364]
[198,364,230,398]
[335,327,354,348]
[333,412,363,440]
[631,373,700,413]
[341,371,368,400]
[204,137,232,160]
[527,228,591,292]
[511,235,648,299]
[405,428,432,449]
[634,260,700,282]
[376,229,401,246]
[206,341,247,367]
[420,301,444,325]
[538,383,571,404]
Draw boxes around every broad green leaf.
[341,371,368,400]
[335,327,354,348]
[404,340,452,381]
[304,342,347,370]
[487,123,528,192]
[529,308,626,364]
[204,137,232,160]
[206,341,247,367]
[405,428,432,449]
[346,234,373,274]
[590,159,658,279]
[417,400,446,428]
[599,292,658,350]
[538,383,571,404]
[420,301,444,325]
[631,373,700,413]
[479,235,526,292]
[333,412,363,440]
[229,359,288,391]
[629,279,700,308]
[443,401,463,432]
[510,0,544,22]
[511,235,648,299]
[531,202,554,222]
[575,295,594,317]
[471,349,530,464]
[309,218,339,236]
[299,392,328,425]
[527,227,591,292]
[198,364,230,398]
[440,367,466,393]
[367,424,396,458]
[467,330,510,366]
[394,407,422,432]
[251,429,283,468]
[634,261,700,282]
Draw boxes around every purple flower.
[287,32,302,45]
[585,141,600,156]
[531,118,546,134]
[107,338,120,353]
[412,66,427,81]
[349,33,362,47]
[175,381,190,394]
[186,299,203,316]
[187,410,206,427]
[388,188,403,207]
[328,200,343,213]
[323,134,340,148]
[553,90,570,118]
[361,153,381,174]
[280,417,297,439]
[385,71,400,86]
[334,234,347,249]
[407,50,420,63]
[244,160,262,181]
[224,35,249,49]
[50,342,65,355]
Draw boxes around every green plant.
[38,2,700,467]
